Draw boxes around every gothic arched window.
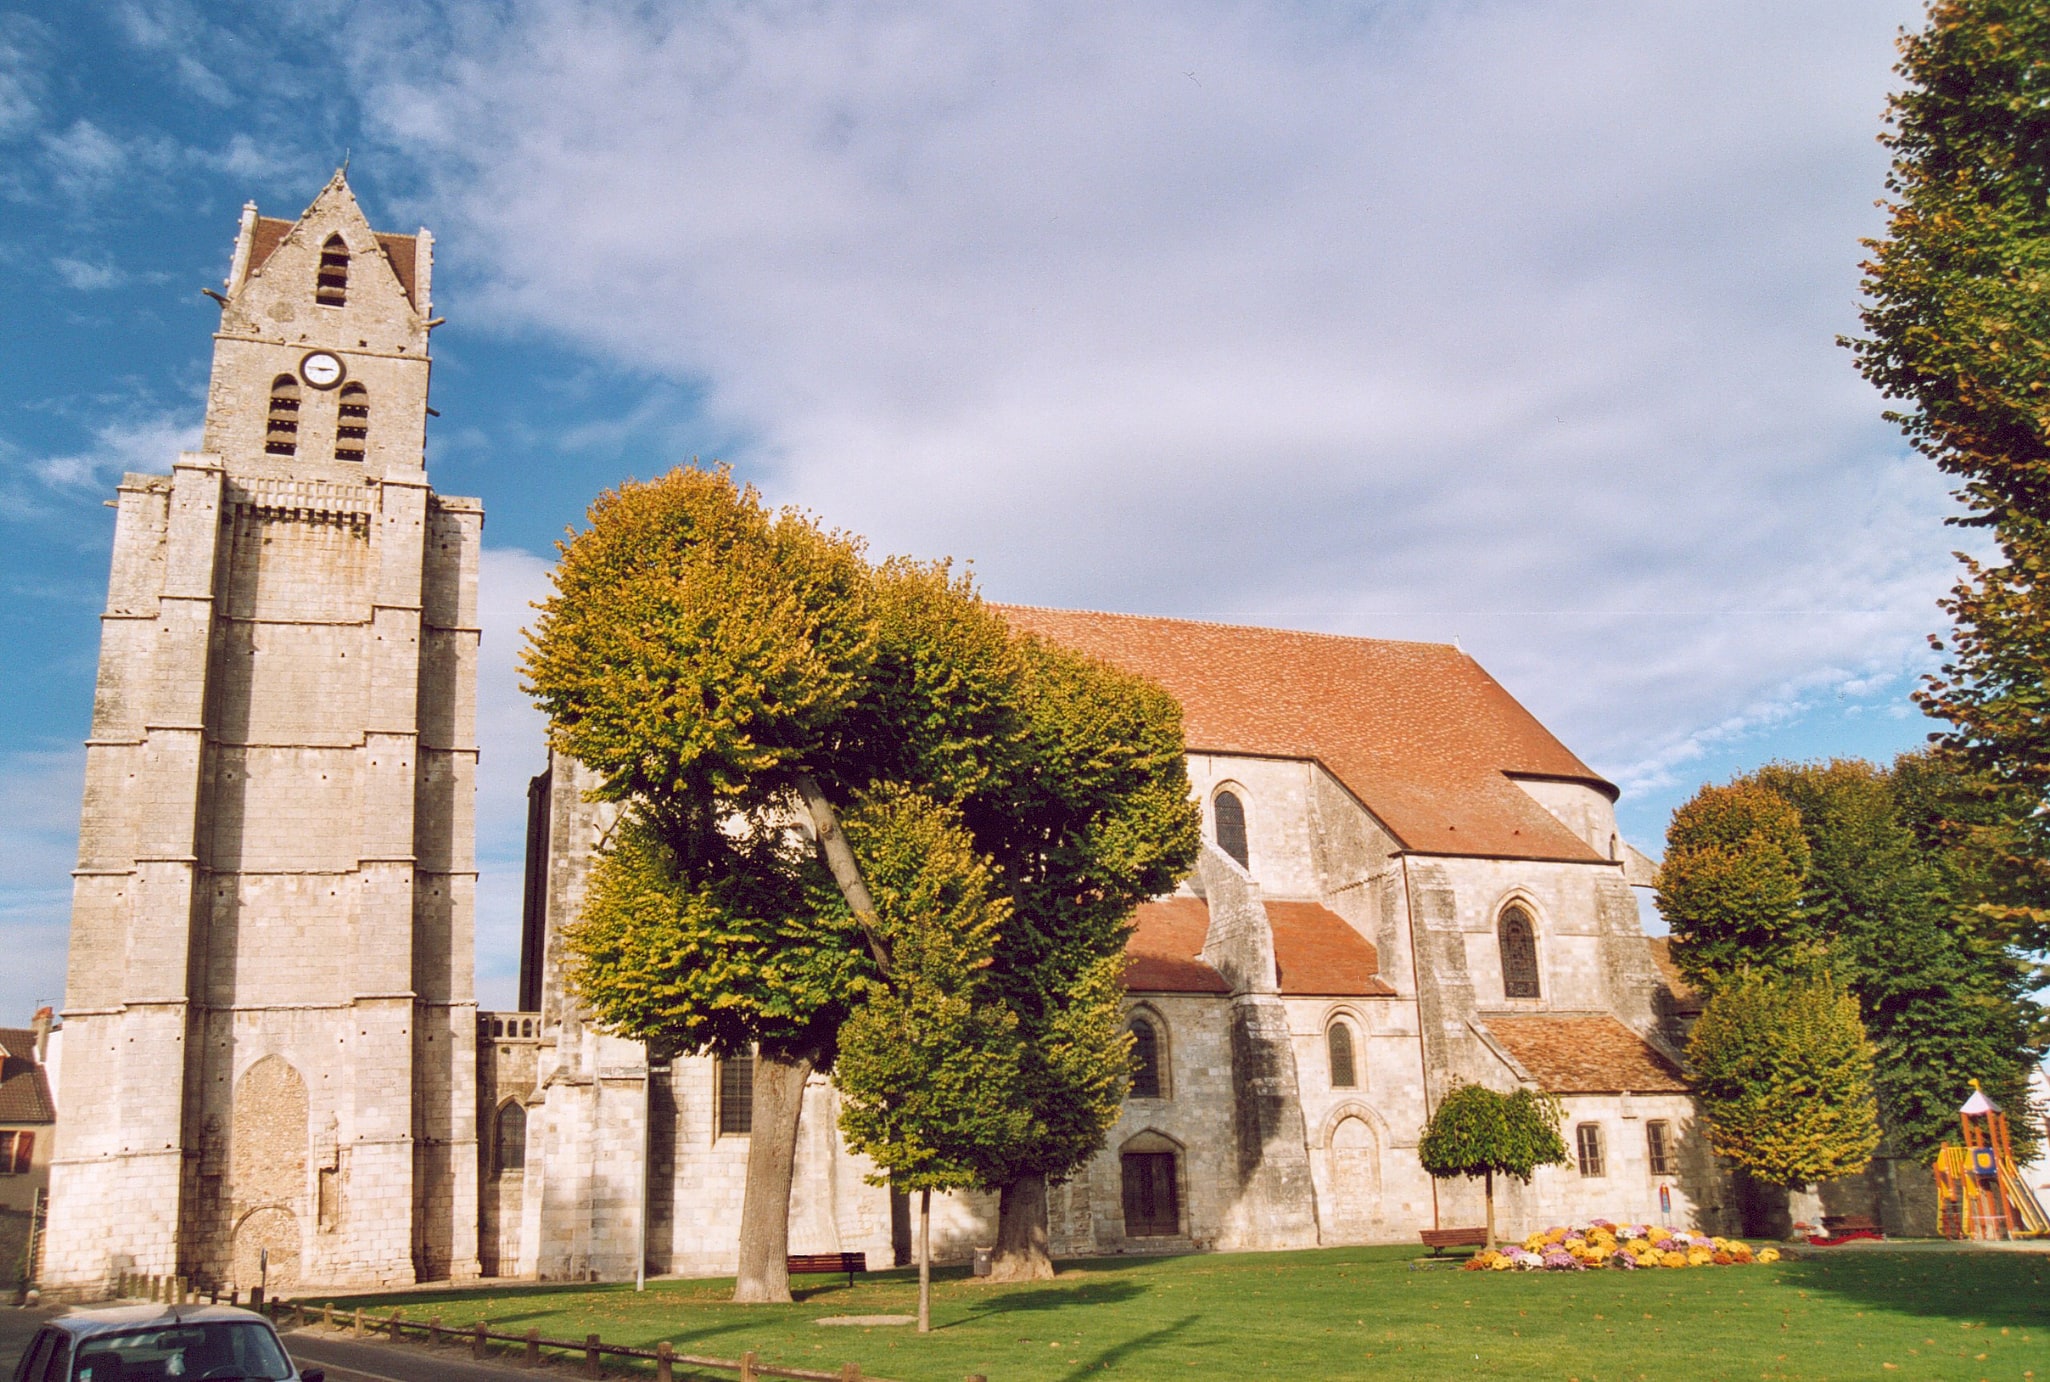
[1129,1016,1163,1099]
[494,1101,526,1174]
[1498,904,1541,999]
[1214,789,1249,869]
[335,382,368,463]
[1327,1020,1357,1089]
[264,375,300,457]
[316,233,349,307]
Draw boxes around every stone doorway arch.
[1325,1115,1381,1239]
[230,1206,300,1294]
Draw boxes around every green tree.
[1753,756,2040,1161]
[967,639,1200,1281]
[831,790,1033,1333]
[527,467,1015,1302]
[1656,782,1814,992]
[1686,968,1883,1187]
[1416,1083,1568,1250]
[1847,0,2050,908]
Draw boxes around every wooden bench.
[787,1251,868,1286]
[1419,1227,1491,1255]
[1809,1215,1884,1246]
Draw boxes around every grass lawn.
[307,1245,2050,1381]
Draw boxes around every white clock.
[300,351,345,389]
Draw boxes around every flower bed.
[1463,1221,1781,1272]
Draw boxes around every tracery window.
[1498,904,1541,999]
[494,1101,526,1174]
[316,233,349,307]
[1646,1119,1674,1177]
[1214,788,1249,869]
[1576,1121,1605,1178]
[335,381,368,462]
[1129,1016,1163,1099]
[1327,1020,1357,1089]
[264,375,300,457]
[719,1053,754,1136]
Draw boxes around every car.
[10,1303,324,1382]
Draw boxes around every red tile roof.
[1645,938,1704,1017]
[1124,897,1228,993]
[248,216,420,309]
[1483,1015,1688,1094]
[0,1030,53,1124]
[1267,901,1396,997]
[996,606,1609,862]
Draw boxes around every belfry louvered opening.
[264,375,300,457]
[316,233,349,307]
[335,382,368,462]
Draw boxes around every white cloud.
[51,256,123,291]
[40,119,132,197]
[357,0,1954,839]
[0,16,44,142]
[29,413,200,495]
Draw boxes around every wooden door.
[1121,1152,1180,1237]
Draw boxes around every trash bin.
[972,1246,994,1277]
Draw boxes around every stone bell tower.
[41,172,483,1293]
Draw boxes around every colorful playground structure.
[1936,1084,2050,1240]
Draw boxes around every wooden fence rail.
[259,1298,915,1382]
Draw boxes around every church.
[40,178,1719,1296]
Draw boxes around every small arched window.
[316,233,349,307]
[335,381,368,463]
[494,1101,526,1174]
[1214,789,1249,869]
[1327,1021,1357,1089]
[264,375,300,457]
[1129,1017,1163,1099]
[1498,904,1541,999]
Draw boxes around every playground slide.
[1997,1161,2050,1237]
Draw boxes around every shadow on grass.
[1058,1313,1200,1381]
[1781,1250,2050,1328]
[947,1279,1148,1325]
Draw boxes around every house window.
[264,375,300,457]
[1129,1017,1163,1099]
[1120,1151,1180,1237]
[316,233,349,306]
[0,1130,30,1175]
[335,381,368,462]
[1213,789,1249,869]
[494,1102,526,1174]
[1498,904,1541,999]
[1327,1021,1357,1089]
[1576,1122,1605,1178]
[1646,1119,1674,1177]
[719,1054,754,1135]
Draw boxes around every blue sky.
[0,0,1955,1017]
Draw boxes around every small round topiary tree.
[1417,1082,1569,1250]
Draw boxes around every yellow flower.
[1490,1256,1514,1271]
[1661,1251,1688,1268]
[1757,1247,1780,1264]
[1686,1247,1713,1266]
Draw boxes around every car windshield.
[69,1321,295,1381]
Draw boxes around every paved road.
[280,1328,546,1381]
[0,1306,55,1375]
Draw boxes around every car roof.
[49,1304,278,1338]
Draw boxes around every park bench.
[1809,1215,1884,1246]
[1418,1227,1491,1255]
[787,1251,868,1286]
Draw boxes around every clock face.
[300,351,345,389]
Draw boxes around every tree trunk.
[917,1189,932,1334]
[732,1047,816,1303]
[986,1173,1056,1282]
[1484,1169,1496,1253]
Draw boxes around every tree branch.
[794,773,891,976]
